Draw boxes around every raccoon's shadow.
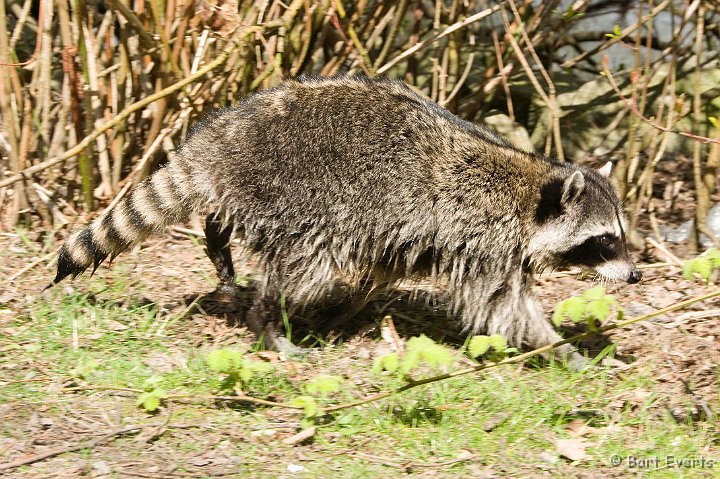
[556,322,636,365]
[188,281,464,347]
[188,281,633,365]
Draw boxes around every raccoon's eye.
[598,234,613,247]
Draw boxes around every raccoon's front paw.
[211,282,244,300]
[201,283,246,314]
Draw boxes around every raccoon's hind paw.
[565,352,590,373]
[272,337,312,359]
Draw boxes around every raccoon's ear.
[561,171,585,206]
[598,161,612,177]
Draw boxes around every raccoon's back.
[180,78,516,240]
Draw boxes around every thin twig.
[8,247,59,282]
[0,424,149,472]
[560,0,670,69]
[376,4,501,75]
[0,0,43,67]
[507,0,563,160]
[601,57,720,145]
[645,236,683,267]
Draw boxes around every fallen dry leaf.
[565,418,596,437]
[282,426,317,446]
[380,315,405,353]
[555,437,594,462]
[482,412,510,432]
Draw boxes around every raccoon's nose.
[627,268,642,284]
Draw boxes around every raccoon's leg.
[245,283,309,357]
[329,277,394,326]
[462,278,587,371]
[521,293,588,372]
[204,213,237,297]
[322,264,405,332]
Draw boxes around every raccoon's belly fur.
[53,76,640,365]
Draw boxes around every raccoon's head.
[529,162,642,284]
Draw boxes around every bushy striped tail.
[50,160,207,287]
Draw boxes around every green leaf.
[400,335,436,373]
[136,388,167,412]
[206,349,244,373]
[683,257,713,282]
[291,396,319,418]
[553,297,586,325]
[374,353,400,373]
[421,343,455,368]
[138,394,161,412]
[709,116,719,129]
[681,259,697,279]
[554,286,622,327]
[488,334,507,352]
[399,335,455,373]
[614,24,622,36]
[552,306,565,327]
[707,249,720,266]
[565,297,586,322]
[399,350,422,374]
[239,368,253,384]
[405,335,437,352]
[583,285,606,300]
[470,334,508,358]
[588,299,610,322]
[697,260,712,280]
[306,375,343,397]
[468,336,491,357]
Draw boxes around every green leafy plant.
[552,285,620,330]
[558,5,585,21]
[137,387,167,412]
[291,395,319,428]
[682,248,720,284]
[206,348,273,392]
[305,374,344,398]
[289,375,345,428]
[136,376,168,412]
[467,334,515,361]
[374,335,455,378]
[605,24,623,39]
[69,355,99,380]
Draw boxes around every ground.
[0,227,718,478]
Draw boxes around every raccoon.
[51,77,641,368]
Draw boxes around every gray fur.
[53,77,641,366]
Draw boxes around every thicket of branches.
[0,0,718,250]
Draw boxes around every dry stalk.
[601,58,720,146]
[0,0,306,191]
[499,6,561,159]
[377,4,500,75]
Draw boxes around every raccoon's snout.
[593,259,641,283]
[627,267,642,284]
